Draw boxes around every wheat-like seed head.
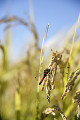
[73,91,80,103]
[40,50,62,102]
[40,105,67,120]
[62,70,80,100]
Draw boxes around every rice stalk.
[63,13,80,87]
[0,44,6,71]
[0,30,10,71]
[15,74,21,120]
[36,24,49,120]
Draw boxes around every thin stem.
[77,103,80,120]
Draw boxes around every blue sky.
[0,0,80,62]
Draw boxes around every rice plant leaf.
[65,103,74,117]
[15,88,21,111]
[71,38,80,65]
[63,14,80,87]
[69,14,80,65]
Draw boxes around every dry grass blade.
[39,24,49,73]
[38,24,49,92]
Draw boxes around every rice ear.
[62,70,80,100]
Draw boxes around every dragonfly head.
[39,68,50,85]
[44,68,50,75]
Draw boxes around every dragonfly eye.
[47,68,50,73]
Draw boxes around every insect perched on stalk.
[39,68,50,85]
[39,50,62,102]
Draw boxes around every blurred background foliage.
[0,0,80,120]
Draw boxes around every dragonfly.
[38,50,63,103]
[39,68,50,85]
